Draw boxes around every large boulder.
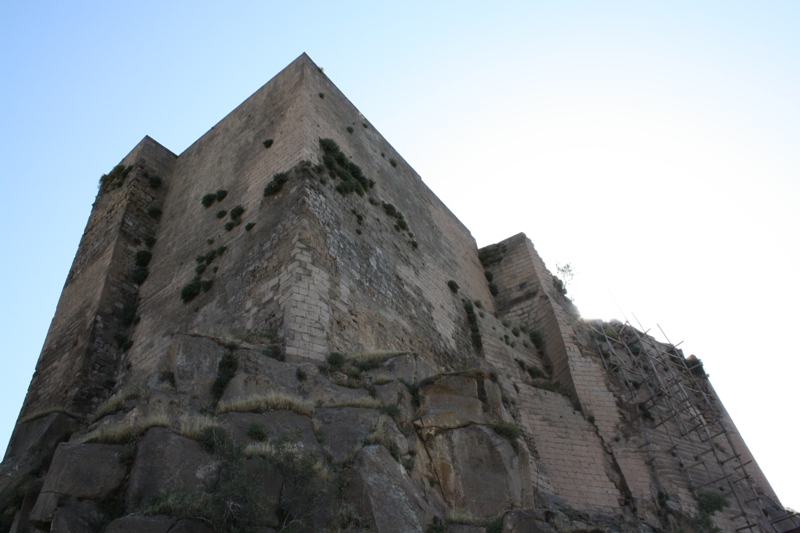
[169,334,225,404]
[28,442,127,523]
[125,427,216,512]
[314,407,380,462]
[502,510,557,533]
[415,372,504,433]
[347,445,440,532]
[425,424,533,516]
[0,413,78,512]
[169,519,216,533]
[48,499,103,533]
[375,381,415,421]
[366,354,438,384]
[217,410,321,455]
[105,516,174,533]
[221,349,376,408]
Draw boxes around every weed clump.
[686,355,707,378]
[464,301,482,349]
[99,164,132,193]
[447,280,459,293]
[148,175,162,188]
[319,138,374,196]
[478,244,506,268]
[692,489,728,531]
[529,330,544,352]
[212,351,238,404]
[264,172,289,196]
[121,304,137,327]
[245,222,255,231]
[229,205,245,220]
[327,352,346,368]
[527,365,546,380]
[132,267,149,285]
[247,423,269,442]
[180,280,202,303]
[262,139,273,149]
[261,329,284,361]
[135,250,152,268]
[147,206,162,220]
[201,193,216,207]
[493,422,522,450]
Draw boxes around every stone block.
[105,516,174,533]
[502,510,557,533]
[48,499,102,533]
[29,442,126,522]
[426,425,529,516]
[347,445,438,532]
[218,410,321,455]
[169,519,216,533]
[314,407,380,462]
[169,335,225,403]
[125,427,215,512]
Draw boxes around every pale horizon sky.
[1,1,798,510]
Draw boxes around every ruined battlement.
[1,54,794,533]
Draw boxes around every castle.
[1,53,795,533]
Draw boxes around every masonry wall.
[2,53,788,533]
[14,137,176,422]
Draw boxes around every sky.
[1,1,797,509]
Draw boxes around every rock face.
[348,445,437,533]
[29,443,127,522]
[1,53,792,533]
[125,428,216,512]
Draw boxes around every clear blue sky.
[2,1,798,508]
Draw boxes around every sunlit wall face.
[1,1,797,508]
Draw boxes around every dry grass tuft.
[446,507,504,526]
[92,385,149,422]
[218,391,313,416]
[349,350,409,365]
[19,407,82,425]
[178,414,222,439]
[371,373,394,385]
[321,397,381,409]
[79,409,170,444]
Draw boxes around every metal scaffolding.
[588,319,799,533]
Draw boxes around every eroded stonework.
[1,54,795,533]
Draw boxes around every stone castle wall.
[1,54,790,533]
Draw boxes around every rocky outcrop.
[348,445,439,532]
[125,428,216,512]
[29,442,127,522]
[2,53,788,533]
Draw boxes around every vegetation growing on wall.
[212,351,238,404]
[692,489,729,532]
[99,164,132,193]
[478,243,506,268]
[464,301,482,350]
[319,138,374,196]
[264,172,289,196]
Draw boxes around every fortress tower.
[1,54,794,533]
